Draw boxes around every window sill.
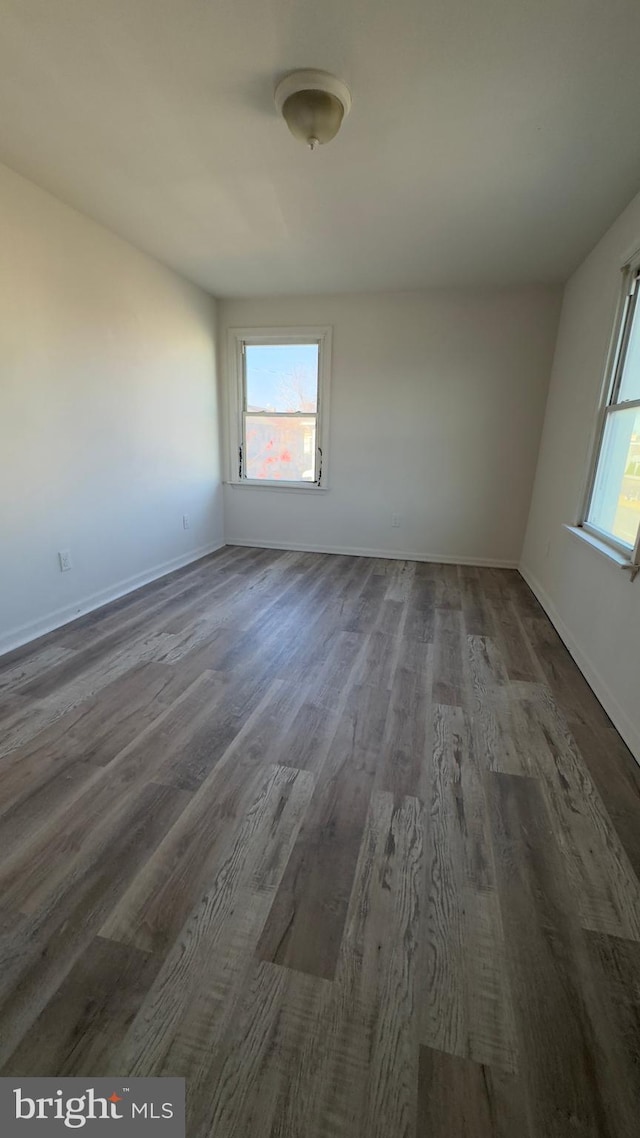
[564,525,638,578]
[224,480,329,493]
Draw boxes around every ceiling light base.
[275,70,352,150]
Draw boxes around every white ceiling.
[1,0,640,297]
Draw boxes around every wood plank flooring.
[1,545,640,1136]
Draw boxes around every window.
[582,262,640,578]
[227,327,331,488]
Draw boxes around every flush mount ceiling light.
[274,69,352,151]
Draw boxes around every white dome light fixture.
[274,69,352,151]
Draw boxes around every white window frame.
[226,326,332,491]
[578,256,640,581]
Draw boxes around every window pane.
[618,297,640,402]
[245,344,319,412]
[245,415,317,481]
[588,406,640,547]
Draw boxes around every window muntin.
[584,266,640,560]
[229,328,330,489]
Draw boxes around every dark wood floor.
[1,546,640,1136]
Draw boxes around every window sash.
[609,271,639,407]
[582,264,640,571]
[584,405,640,555]
[241,410,319,483]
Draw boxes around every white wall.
[0,162,223,654]
[521,189,640,760]
[219,289,561,566]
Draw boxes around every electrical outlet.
[391,513,402,528]
[183,514,190,530]
[58,550,72,572]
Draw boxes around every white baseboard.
[0,540,226,658]
[519,563,640,763]
[227,538,518,569]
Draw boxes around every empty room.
[1,1,640,1135]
